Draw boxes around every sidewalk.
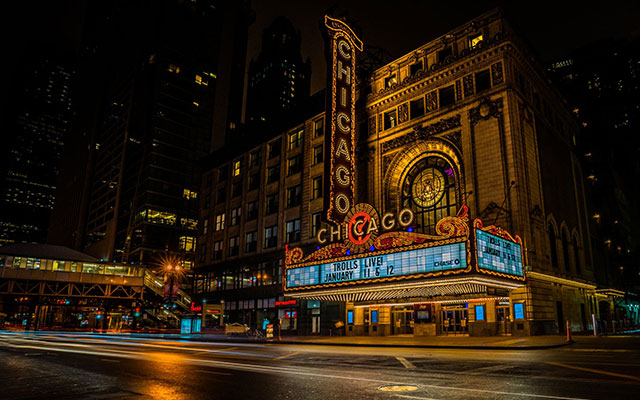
[271,334,573,349]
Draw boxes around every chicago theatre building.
[194,9,605,336]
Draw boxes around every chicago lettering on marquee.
[323,15,363,224]
[316,203,415,251]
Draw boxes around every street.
[0,332,639,399]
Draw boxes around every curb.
[260,339,575,350]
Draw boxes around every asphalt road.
[0,331,639,400]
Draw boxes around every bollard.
[566,319,572,342]
[592,314,597,336]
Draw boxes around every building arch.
[383,139,463,234]
[572,229,582,275]
[561,225,571,273]
[546,215,559,270]
[383,139,463,213]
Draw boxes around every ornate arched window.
[573,235,581,275]
[562,228,570,272]
[400,156,457,235]
[548,222,558,269]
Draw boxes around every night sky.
[5,1,639,95]
[248,0,639,94]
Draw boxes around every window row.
[195,261,282,292]
[207,149,324,207]
[382,33,484,89]
[381,67,494,131]
[201,213,324,259]
[208,119,324,184]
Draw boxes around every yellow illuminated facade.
[196,10,616,337]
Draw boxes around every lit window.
[183,189,198,200]
[168,64,180,73]
[312,176,322,199]
[193,101,199,107]
[179,236,196,252]
[385,74,397,88]
[215,213,225,231]
[288,129,303,150]
[469,34,483,49]
[313,145,323,165]
[233,160,241,176]
[146,209,177,225]
[195,74,203,85]
[181,218,197,230]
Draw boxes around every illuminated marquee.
[286,241,467,289]
[283,206,527,294]
[323,15,363,224]
[284,205,472,292]
[473,219,526,280]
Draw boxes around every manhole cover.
[378,385,419,392]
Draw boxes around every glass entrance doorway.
[441,307,468,335]
[392,306,414,334]
[497,305,511,335]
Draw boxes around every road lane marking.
[393,395,440,400]
[395,356,416,369]
[546,361,640,382]
[275,351,300,360]
[0,342,591,400]
[99,358,120,362]
[194,369,232,376]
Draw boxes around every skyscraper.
[549,39,640,290]
[246,17,311,127]
[0,58,73,244]
[49,0,253,273]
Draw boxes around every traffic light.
[134,307,141,317]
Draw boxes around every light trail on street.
[0,331,638,399]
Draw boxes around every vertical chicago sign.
[323,15,363,224]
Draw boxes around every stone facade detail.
[469,97,503,126]
[381,115,461,153]
[491,61,504,85]
[368,116,376,135]
[398,103,409,124]
[463,74,474,97]
[425,90,438,111]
